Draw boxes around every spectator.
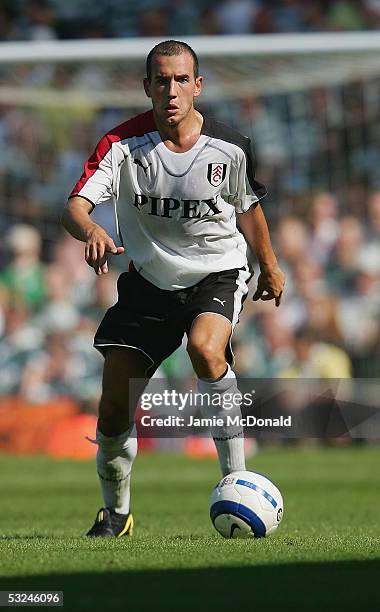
[368,191,380,239]
[337,246,380,362]
[81,271,118,323]
[309,192,339,265]
[0,3,21,40]
[240,97,288,193]
[327,0,368,31]
[276,217,310,266]
[296,1,330,31]
[214,0,261,34]
[0,296,43,395]
[199,7,220,35]
[51,234,95,308]
[19,331,87,402]
[272,0,306,33]
[279,327,352,378]
[168,0,200,36]
[304,292,342,345]
[363,0,380,29]
[0,225,45,311]
[138,8,169,37]
[32,263,80,334]
[22,0,57,41]
[326,216,364,294]
[253,5,276,34]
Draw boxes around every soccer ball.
[210,470,284,538]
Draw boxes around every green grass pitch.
[0,447,379,611]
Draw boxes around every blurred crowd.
[0,87,380,404]
[0,94,380,405]
[1,0,380,40]
[0,185,379,404]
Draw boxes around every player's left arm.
[238,203,285,307]
[229,135,285,307]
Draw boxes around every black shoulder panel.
[201,115,267,200]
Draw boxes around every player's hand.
[85,226,125,275]
[252,264,285,307]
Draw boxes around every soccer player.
[61,40,285,537]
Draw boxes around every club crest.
[207,163,227,187]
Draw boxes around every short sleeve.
[69,134,115,207]
[227,138,267,214]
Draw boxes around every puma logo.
[213,297,226,306]
[133,158,152,174]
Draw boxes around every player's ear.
[143,78,151,98]
[193,75,203,99]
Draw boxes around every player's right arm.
[61,129,125,275]
[61,196,124,275]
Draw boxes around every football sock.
[95,425,138,515]
[197,364,246,476]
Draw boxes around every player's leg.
[187,313,246,476]
[97,346,150,436]
[87,346,151,537]
[186,312,231,379]
[185,266,252,476]
[87,266,186,536]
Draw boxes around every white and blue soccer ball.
[210,470,284,538]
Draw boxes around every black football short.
[94,265,252,376]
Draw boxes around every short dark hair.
[146,40,199,82]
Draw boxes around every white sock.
[95,425,138,514]
[197,365,246,476]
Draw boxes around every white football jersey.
[70,110,266,290]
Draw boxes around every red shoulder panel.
[70,109,156,197]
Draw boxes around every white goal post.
[0,32,380,107]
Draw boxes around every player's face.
[144,52,203,126]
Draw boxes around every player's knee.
[187,339,225,371]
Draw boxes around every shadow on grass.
[0,560,379,611]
